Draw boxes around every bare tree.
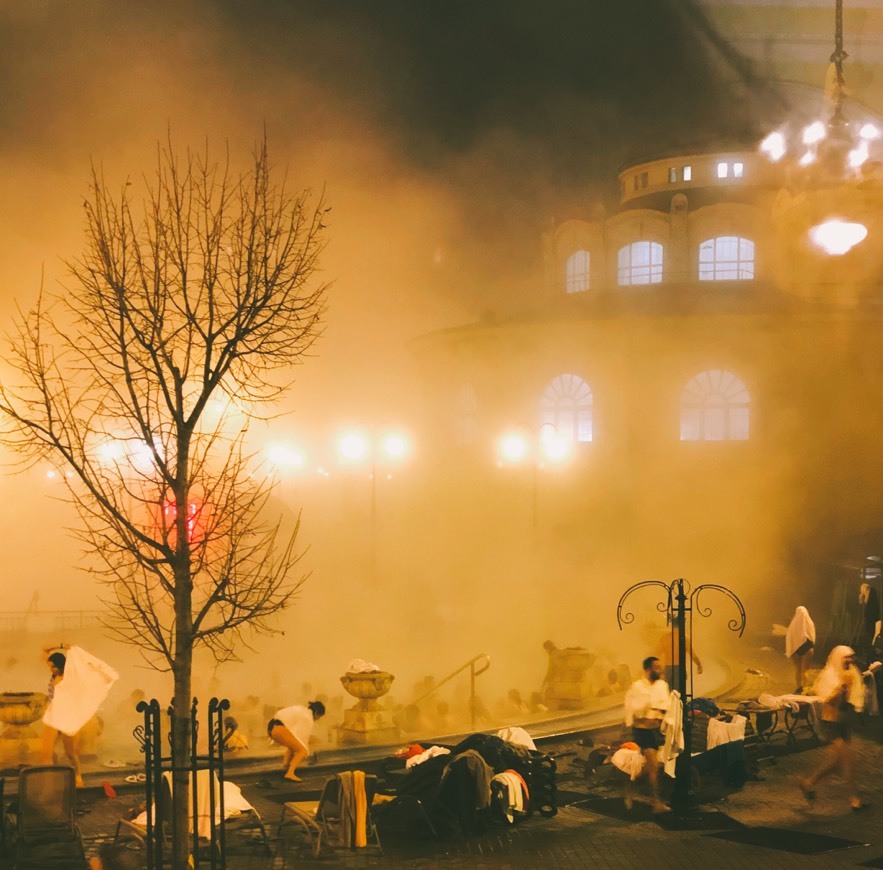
[0,138,328,869]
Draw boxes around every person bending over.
[267,701,325,781]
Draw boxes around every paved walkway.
[61,722,883,869]
[9,650,883,868]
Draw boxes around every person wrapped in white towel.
[41,644,119,787]
[799,645,866,811]
[785,605,815,694]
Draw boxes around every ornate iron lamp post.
[616,578,746,808]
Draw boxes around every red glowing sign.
[162,500,202,544]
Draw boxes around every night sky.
[0,0,779,416]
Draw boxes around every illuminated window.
[698,236,755,281]
[683,166,692,181]
[540,374,593,443]
[618,241,663,286]
[565,250,590,293]
[717,162,729,179]
[733,162,744,178]
[680,369,750,441]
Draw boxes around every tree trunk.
[171,562,194,870]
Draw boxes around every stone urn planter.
[0,691,48,766]
[546,648,597,711]
[340,671,394,710]
[337,671,399,746]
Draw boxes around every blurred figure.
[528,692,548,715]
[468,695,491,727]
[435,701,453,732]
[623,655,670,813]
[598,669,625,697]
[41,648,82,786]
[785,605,815,693]
[501,689,529,718]
[236,694,262,738]
[395,703,433,735]
[540,640,558,702]
[800,646,866,810]
[222,716,249,751]
[649,621,703,688]
[41,644,119,786]
[859,584,880,659]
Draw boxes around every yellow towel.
[353,770,367,848]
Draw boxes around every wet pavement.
[6,651,883,868]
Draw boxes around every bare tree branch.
[0,136,328,870]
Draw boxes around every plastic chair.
[278,772,382,858]
[6,765,86,868]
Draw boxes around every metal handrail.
[409,653,491,730]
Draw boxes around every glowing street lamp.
[337,430,371,464]
[497,431,529,465]
[266,443,307,472]
[335,427,412,581]
[496,425,573,533]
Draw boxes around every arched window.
[565,250,590,293]
[540,374,593,442]
[617,241,663,286]
[680,369,750,441]
[698,236,755,281]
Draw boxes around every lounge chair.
[5,765,86,869]
[278,771,382,858]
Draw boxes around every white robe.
[785,606,816,658]
[43,646,118,736]
[813,645,864,711]
[274,705,314,747]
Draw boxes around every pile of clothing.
[384,732,555,834]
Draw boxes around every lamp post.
[616,578,746,810]
[495,424,571,535]
[336,428,411,583]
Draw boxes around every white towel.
[706,714,747,750]
[43,646,118,736]
[785,606,815,658]
[610,747,645,780]
[658,690,683,778]
[492,771,525,822]
[406,745,451,769]
[135,776,254,838]
[497,726,537,751]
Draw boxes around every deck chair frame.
[278,772,382,859]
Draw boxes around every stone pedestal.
[0,692,48,767]
[336,671,400,746]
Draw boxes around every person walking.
[799,645,867,810]
[623,655,670,812]
[41,644,118,788]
